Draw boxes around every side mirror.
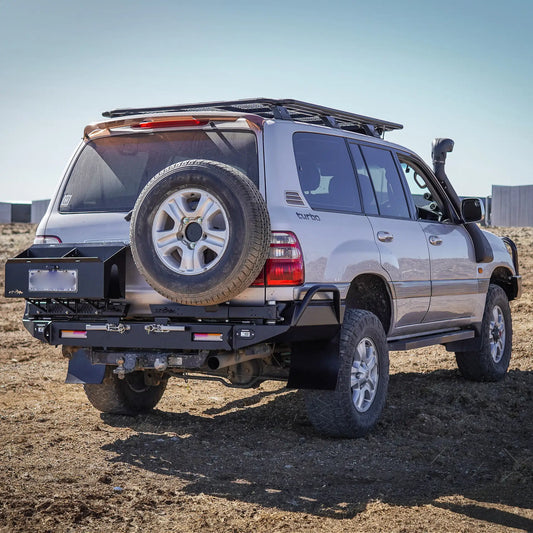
[461,198,485,223]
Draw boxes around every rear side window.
[293,133,361,213]
[359,145,410,219]
[60,130,258,213]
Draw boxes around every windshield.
[59,130,259,213]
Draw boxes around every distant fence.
[0,200,50,224]
[30,199,50,224]
[491,185,533,227]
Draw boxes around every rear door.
[349,143,431,328]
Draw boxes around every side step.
[388,330,475,351]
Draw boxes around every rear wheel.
[305,309,389,438]
[84,368,167,415]
[455,284,512,381]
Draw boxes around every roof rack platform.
[102,98,403,138]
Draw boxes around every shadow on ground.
[102,369,533,527]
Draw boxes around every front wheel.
[455,284,512,381]
[304,309,389,438]
[84,368,168,415]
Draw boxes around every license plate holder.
[28,269,78,293]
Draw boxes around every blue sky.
[1,0,531,202]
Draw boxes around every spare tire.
[130,159,270,306]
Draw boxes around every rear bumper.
[24,317,291,351]
[22,284,342,351]
[8,243,341,350]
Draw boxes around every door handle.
[429,235,442,246]
[377,231,394,243]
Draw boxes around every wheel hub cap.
[489,305,506,363]
[185,221,203,242]
[350,337,379,413]
[151,188,229,275]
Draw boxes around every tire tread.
[455,284,512,382]
[305,309,389,438]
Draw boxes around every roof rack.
[102,98,403,138]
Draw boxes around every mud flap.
[287,334,340,390]
[65,348,106,384]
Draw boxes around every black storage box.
[5,244,127,299]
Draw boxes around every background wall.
[0,200,50,224]
[491,185,533,227]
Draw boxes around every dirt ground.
[0,223,531,533]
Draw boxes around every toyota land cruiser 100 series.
[5,98,521,437]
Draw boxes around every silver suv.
[5,98,522,437]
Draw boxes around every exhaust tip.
[207,357,220,370]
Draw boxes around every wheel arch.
[490,266,518,301]
[345,273,392,334]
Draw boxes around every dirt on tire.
[1,223,532,532]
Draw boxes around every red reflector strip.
[61,330,87,339]
[193,333,224,342]
[133,119,209,129]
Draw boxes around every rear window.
[59,130,258,213]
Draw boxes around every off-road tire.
[304,309,389,438]
[130,159,271,306]
[84,368,167,415]
[455,284,512,381]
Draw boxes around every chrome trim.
[392,281,431,299]
[431,279,488,297]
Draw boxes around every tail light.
[252,232,304,286]
[34,235,62,244]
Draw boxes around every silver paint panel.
[418,221,480,323]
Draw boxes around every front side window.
[60,130,258,213]
[360,145,410,219]
[398,154,450,222]
[293,133,361,213]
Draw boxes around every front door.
[396,153,480,324]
